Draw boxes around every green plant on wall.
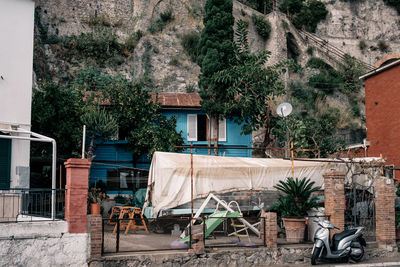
[148,10,174,33]
[280,0,328,32]
[180,31,200,62]
[252,15,271,39]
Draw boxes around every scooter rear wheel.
[350,245,364,262]
[311,246,322,265]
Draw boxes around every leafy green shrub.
[281,0,328,32]
[282,19,289,31]
[181,31,200,62]
[160,10,174,22]
[377,40,390,52]
[359,40,367,51]
[62,29,123,64]
[279,0,304,14]
[384,0,400,14]
[169,56,180,66]
[307,57,329,70]
[87,14,112,27]
[339,55,366,95]
[185,83,196,93]
[46,34,60,44]
[148,10,174,33]
[124,30,143,52]
[289,80,316,104]
[306,47,313,55]
[350,99,361,117]
[307,57,343,95]
[252,15,271,39]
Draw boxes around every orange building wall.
[365,65,400,177]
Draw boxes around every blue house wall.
[163,109,252,157]
[89,110,252,191]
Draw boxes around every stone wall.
[89,243,399,267]
[0,221,88,266]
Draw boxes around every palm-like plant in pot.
[272,177,321,243]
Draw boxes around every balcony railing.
[0,188,66,222]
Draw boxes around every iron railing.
[102,216,269,254]
[0,188,66,222]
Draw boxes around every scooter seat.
[332,229,357,250]
[333,229,357,241]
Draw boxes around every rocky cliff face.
[34,0,400,90]
[317,0,400,67]
[33,0,400,147]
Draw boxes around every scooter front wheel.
[311,246,322,265]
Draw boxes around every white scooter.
[311,220,366,265]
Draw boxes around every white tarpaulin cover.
[144,152,367,216]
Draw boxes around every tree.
[81,105,118,161]
[198,0,235,155]
[31,82,84,159]
[32,69,184,165]
[213,19,288,152]
[102,78,184,166]
[339,55,366,96]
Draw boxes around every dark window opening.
[0,139,11,190]
[197,114,208,141]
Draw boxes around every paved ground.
[273,256,400,267]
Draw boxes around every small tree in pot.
[272,177,321,243]
[88,187,107,215]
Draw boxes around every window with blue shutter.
[0,139,11,190]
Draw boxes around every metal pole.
[116,219,120,253]
[102,219,105,255]
[291,140,294,178]
[82,125,86,159]
[190,142,194,221]
[263,217,266,247]
[51,139,57,220]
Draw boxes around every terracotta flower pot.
[90,203,101,215]
[283,217,306,243]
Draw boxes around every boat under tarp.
[144,152,382,216]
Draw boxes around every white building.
[0,0,35,189]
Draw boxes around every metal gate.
[343,161,382,241]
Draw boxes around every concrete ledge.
[0,220,68,238]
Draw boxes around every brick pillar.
[261,212,278,249]
[323,171,345,238]
[375,177,396,249]
[64,158,91,233]
[88,214,102,258]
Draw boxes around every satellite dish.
[276,102,292,117]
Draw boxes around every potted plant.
[272,177,321,243]
[88,188,107,215]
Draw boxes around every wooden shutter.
[187,114,197,141]
[218,118,226,142]
[0,139,11,190]
[211,117,227,142]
